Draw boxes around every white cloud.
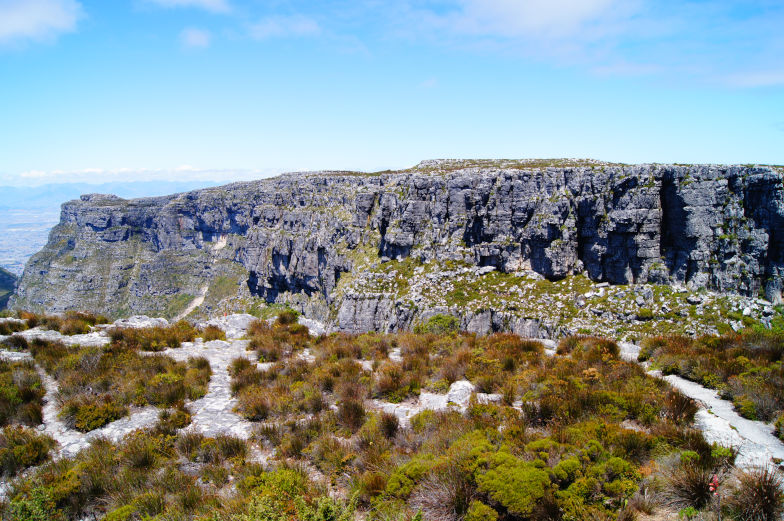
[7,166,283,186]
[250,15,321,40]
[146,0,230,14]
[449,0,623,38]
[0,0,82,45]
[419,77,438,89]
[180,27,211,48]
[726,71,784,88]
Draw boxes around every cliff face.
[0,267,16,310]
[11,160,784,334]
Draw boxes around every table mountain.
[11,160,784,335]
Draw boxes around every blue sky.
[0,0,782,185]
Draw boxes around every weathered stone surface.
[11,161,784,333]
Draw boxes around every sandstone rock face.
[11,161,784,333]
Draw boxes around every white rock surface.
[15,328,110,347]
[112,316,169,329]
[148,338,260,439]
[298,317,327,337]
[205,314,257,339]
[371,380,500,427]
[0,349,33,362]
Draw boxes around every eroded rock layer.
[12,160,784,333]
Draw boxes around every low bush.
[201,324,226,341]
[37,343,210,432]
[726,466,784,521]
[414,314,459,335]
[0,425,55,477]
[108,320,198,351]
[0,359,45,427]
[662,463,715,510]
[0,320,27,336]
[59,394,128,432]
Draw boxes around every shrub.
[379,411,399,439]
[0,360,45,427]
[215,434,248,460]
[0,320,27,336]
[414,314,459,335]
[337,399,366,432]
[727,466,784,521]
[176,430,205,460]
[108,321,197,351]
[236,386,272,421]
[776,413,784,442]
[145,372,186,406]
[410,464,476,521]
[0,425,55,476]
[662,389,698,424]
[662,463,714,510]
[475,450,551,517]
[154,406,192,435]
[60,395,128,432]
[202,325,226,341]
[464,500,498,521]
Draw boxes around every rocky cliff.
[0,267,16,310]
[11,159,784,336]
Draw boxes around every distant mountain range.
[0,181,224,210]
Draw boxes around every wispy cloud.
[145,0,230,14]
[726,71,784,88]
[419,77,438,89]
[180,27,211,49]
[443,0,626,38]
[249,15,321,40]
[7,166,282,187]
[387,0,784,86]
[0,0,82,45]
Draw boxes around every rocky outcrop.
[11,160,784,334]
[0,268,16,310]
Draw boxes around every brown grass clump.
[338,399,366,432]
[661,463,715,510]
[201,325,226,341]
[108,320,198,351]
[727,466,784,521]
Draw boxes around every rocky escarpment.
[0,268,16,310]
[11,159,784,335]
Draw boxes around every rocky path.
[619,343,784,468]
[146,338,259,439]
[174,284,209,322]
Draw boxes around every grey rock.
[10,161,784,334]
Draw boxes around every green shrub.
[0,360,45,427]
[6,487,65,521]
[475,450,551,517]
[464,500,498,521]
[775,413,784,442]
[0,425,55,477]
[60,395,127,432]
[414,314,459,335]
